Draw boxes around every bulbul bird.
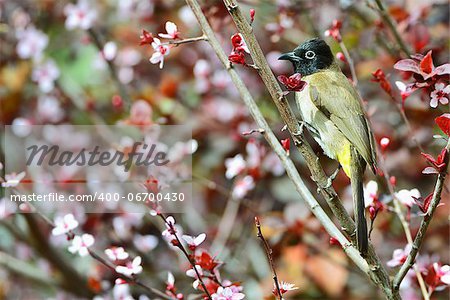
[279,38,377,256]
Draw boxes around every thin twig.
[339,41,358,86]
[393,138,450,291]
[255,217,282,300]
[158,214,213,300]
[165,35,207,46]
[373,0,411,57]
[184,1,398,299]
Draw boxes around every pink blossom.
[158,21,181,39]
[246,139,263,169]
[364,180,378,207]
[15,26,48,60]
[276,281,299,295]
[2,171,26,188]
[435,264,450,285]
[380,137,390,151]
[395,189,420,208]
[225,154,246,179]
[115,256,143,276]
[64,0,97,30]
[182,233,206,249]
[52,214,79,236]
[162,216,182,242]
[11,118,32,137]
[37,95,64,123]
[211,286,245,300]
[102,41,117,61]
[167,271,175,289]
[32,60,60,93]
[105,247,129,261]
[149,38,170,69]
[68,234,94,256]
[232,175,255,199]
[186,265,203,289]
[262,152,284,176]
[133,234,158,252]
[430,83,450,108]
[387,244,412,267]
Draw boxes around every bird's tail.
[350,147,368,257]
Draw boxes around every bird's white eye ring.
[305,50,316,59]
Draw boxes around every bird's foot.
[324,165,342,189]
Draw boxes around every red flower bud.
[389,176,397,187]
[380,137,390,151]
[250,9,256,24]
[277,73,307,92]
[336,52,346,62]
[329,237,341,246]
[139,29,154,46]
[281,138,290,155]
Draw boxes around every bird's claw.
[324,165,342,189]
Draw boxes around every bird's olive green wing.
[308,70,377,171]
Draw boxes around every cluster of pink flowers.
[394,51,450,108]
[140,21,181,69]
[155,214,245,299]
[225,138,285,199]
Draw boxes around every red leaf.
[281,138,290,155]
[277,73,307,92]
[394,59,420,73]
[139,29,154,46]
[435,113,450,136]
[421,152,437,164]
[277,75,288,84]
[419,50,434,74]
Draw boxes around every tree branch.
[373,0,411,57]
[393,138,450,290]
[255,217,282,300]
[184,0,398,298]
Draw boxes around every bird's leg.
[325,165,342,188]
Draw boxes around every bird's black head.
[278,38,334,76]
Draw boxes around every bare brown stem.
[373,0,411,57]
[255,217,282,300]
[339,41,358,86]
[165,35,207,46]
[158,214,213,300]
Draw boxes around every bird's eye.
[305,50,316,59]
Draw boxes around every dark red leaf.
[421,152,437,164]
[435,113,450,136]
[419,50,434,74]
[228,52,246,65]
[139,29,154,46]
[277,73,307,92]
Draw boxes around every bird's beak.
[278,52,300,62]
